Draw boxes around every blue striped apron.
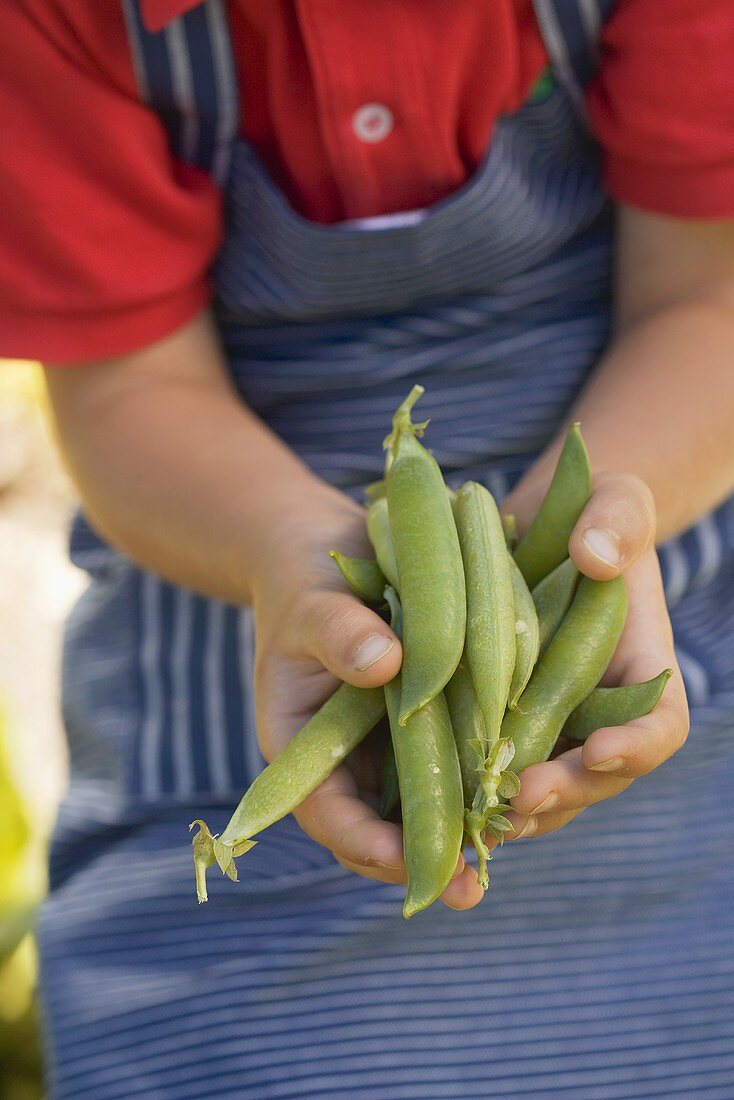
[39,2,734,1097]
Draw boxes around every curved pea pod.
[190,683,386,902]
[385,678,464,919]
[532,557,579,657]
[507,556,540,710]
[384,387,466,724]
[501,575,628,774]
[329,549,387,605]
[563,669,673,742]
[366,497,400,591]
[514,423,592,589]
[383,586,464,919]
[379,739,400,819]
[444,656,486,809]
[454,481,515,750]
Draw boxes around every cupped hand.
[251,484,484,910]
[499,471,690,843]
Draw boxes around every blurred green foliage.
[0,706,45,1100]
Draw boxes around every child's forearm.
[44,311,360,604]
[568,296,734,539]
[515,209,734,542]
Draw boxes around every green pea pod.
[384,387,466,725]
[507,555,540,710]
[564,669,673,742]
[514,423,592,589]
[503,513,518,551]
[454,481,515,751]
[385,679,464,918]
[363,478,386,503]
[366,497,400,590]
[329,549,387,605]
[444,655,486,809]
[502,575,628,773]
[532,557,579,657]
[384,587,464,919]
[190,683,386,902]
[379,740,400,819]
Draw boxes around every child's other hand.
[500,471,690,842]
[251,487,484,910]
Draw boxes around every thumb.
[568,472,656,580]
[300,590,403,688]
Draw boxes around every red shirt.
[2,0,734,363]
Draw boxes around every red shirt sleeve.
[588,0,734,218]
[0,1,222,364]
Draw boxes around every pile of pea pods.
[191,387,671,917]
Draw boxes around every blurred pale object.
[0,706,44,1100]
[0,361,46,491]
[0,359,83,827]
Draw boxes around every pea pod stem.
[465,737,517,889]
[563,669,673,742]
[514,423,592,589]
[384,390,466,725]
[190,683,386,901]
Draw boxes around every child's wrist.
[245,476,366,606]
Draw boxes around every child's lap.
[39,702,734,1098]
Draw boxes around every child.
[3,1,734,1096]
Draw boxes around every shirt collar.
[141,0,203,32]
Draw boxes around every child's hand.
[250,487,485,910]
[500,471,690,842]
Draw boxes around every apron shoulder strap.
[121,0,239,184]
[532,0,619,116]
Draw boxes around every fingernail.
[354,635,394,671]
[582,528,620,569]
[365,858,402,870]
[531,791,558,814]
[588,756,625,773]
[514,816,538,839]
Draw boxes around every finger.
[568,472,656,580]
[334,849,479,913]
[440,862,486,911]
[335,854,407,885]
[603,551,676,685]
[503,807,582,841]
[298,589,403,688]
[293,767,406,870]
[509,747,631,816]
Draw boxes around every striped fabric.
[42,1,734,1096]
